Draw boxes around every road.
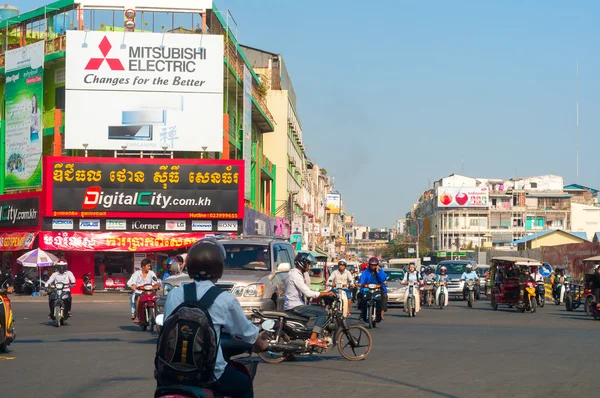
[2,295,598,398]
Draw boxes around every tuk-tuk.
[572,256,600,315]
[489,257,542,312]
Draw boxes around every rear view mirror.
[276,263,291,273]
[156,314,164,327]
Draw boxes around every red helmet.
[361,263,368,272]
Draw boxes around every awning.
[39,231,231,252]
[0,231,38,251]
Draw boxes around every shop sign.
[44,156,244,219]
[191,220,213,231]
[0,195,40,228]
[131,221,160,230]
[0,232,38,251]
[106,219,127,230]
[79,219,100,230]
[217,220,238,232]
[65,30,223,152]
[165,220,186,231]
[39,231,225,252]
[52,219,74,230]
[437,187,489,208]
[103,277,127,290]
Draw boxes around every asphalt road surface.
[2,295,598,398]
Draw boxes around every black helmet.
[426,267,432,273]
[368,257,379,266]
[294,252,317,272]
[186,238,226,281]
[55,259,68,274]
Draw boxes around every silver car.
[436,260,477,299]
[158,237,293,317]
[384,269,407,306]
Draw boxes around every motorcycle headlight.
[163,283,174,296]
[244,283,265,297]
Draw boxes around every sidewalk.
[10,292,130,303]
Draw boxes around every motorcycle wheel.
[338,324,372,361]
[439,293,444,310]
[539,295,545,308]
[565,295,573,312]
[258,331,291,364]
[407,298,413,318]
[491,295,498,311]
[147,308,156,334]
[585,296,593,316]
[593,311,599,321]
[0,342,6,353]
[368,305,376,329]
[54,306,61,328]
[468,292,474,308]
[530,297,536,313]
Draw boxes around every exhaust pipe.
[267,343,304,353]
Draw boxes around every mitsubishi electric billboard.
[65,31,224,152]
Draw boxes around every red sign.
[38,231,225,252]
[85,36,125,70]
[103,277,127,290]
[0,232,38,251]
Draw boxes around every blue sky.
[16,1,600,227]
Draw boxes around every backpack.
[155,283,223,387]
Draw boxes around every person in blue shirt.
[358,257,388,322]
[402,262,422,313]
[460,264,480,300]
[435,266,450,307]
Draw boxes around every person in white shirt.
[327,259,355,316]
[162,238,268,398]
[46,259,76,318]
[284,252,335,348]
[127,258,160,321]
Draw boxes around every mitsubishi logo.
[85,36,125,71]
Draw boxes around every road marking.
[0,356,16,360]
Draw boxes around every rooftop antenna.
[461,159,465,173]
[576,61,579,180]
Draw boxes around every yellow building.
[514,230,587,250]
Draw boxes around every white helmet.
[466,264,473,270]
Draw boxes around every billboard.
[242,65,252,199]
[64,31,223,152]
[369,231,389,241]
[0,193,40,229]
[325,193,341,214]
[437,187,489,208]
[43,156,244,219]
[3,41,45,190]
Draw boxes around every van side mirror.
[276,263,291,273]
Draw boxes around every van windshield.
[438,263,469,274]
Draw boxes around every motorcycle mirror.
[156,314,164,327]
[261,319,275,332]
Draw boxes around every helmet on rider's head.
[368,257,379,267]
[295,252,317,272]
[185,238,226,281]
[338,259,347,268]
[54,259,68,274]
[440,266,447,274]
[426,267,432,274]
[466,264,473,271]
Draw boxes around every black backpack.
[155,283,223,387]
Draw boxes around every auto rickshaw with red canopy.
[488,256,541,313]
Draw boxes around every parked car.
[436,260,477,299]
[383,269,407,307]
[157,236,294,317]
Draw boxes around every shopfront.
[38,156,244,293]
[0,193,42,274]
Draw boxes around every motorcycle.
[435,280,448,309]
[536,281,545,307]
[13,272,34,295]
[360,283,382,328]
[423,280,435,307]
[465,280,476,308]
[519,281,537,313]
[49,282,72,327]
[136,283,159,333]
[554,280,566,305]
[406,282,418,317]
[83,273,95,295]
[251,288,372,363]
[154,332,258,398]
[324,283,350,317]
[0,281,15,352]
[588,299,600,320]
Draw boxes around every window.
[224,244,270,271]
[273,244,292,267]
[530,182,538,188]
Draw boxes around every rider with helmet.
[327,259,355,316]
[421,266,436,305]
[162,238,268,398]
[435,266,449,307]
[402,262,421,313]
[163,255,184,282]
[460,264,480,301]
[285,252,335,348]
[518,266,535,305]
[45,259,76,319]
[358,257,388,322]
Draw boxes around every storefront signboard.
[0,231,38,251]
[64,31,223,152]
[39,231,228,252]
[43,157,244,219]
[0,194,40,229]
[103,276,127,290]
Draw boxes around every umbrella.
[17,249,59,296]
[17,249,58,268]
